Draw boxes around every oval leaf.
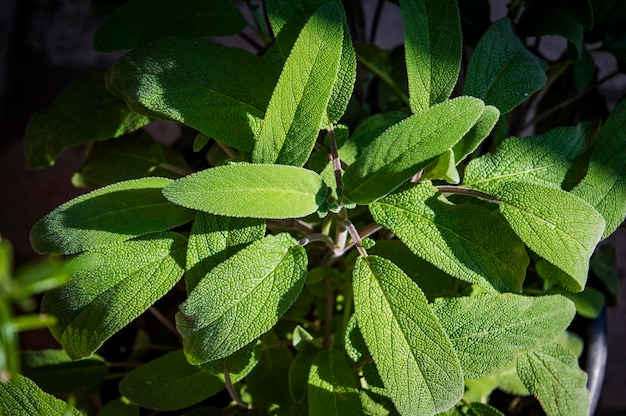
[308,350,362,415]
[163,163,328,219]
[177,233,307,364]
[353,255,463,416]
[30,177,194,255]
[0,374,82,416]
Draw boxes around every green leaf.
[163,163,328,219]
[186,213,265,292]
[400,0,461,112]
[464,18,547,114]
[370,183,528,292]
[98,398,139,416]
[452,105,500,165]
[517,342,590,416]
[491,181,605,291]
[572,98,626,239]
[24,72,149,169]
[430,293,576,379]
[343,96,485,204]
[590,245,619,303]
[252,2,346,166]
[94,0,245,52]
[518,6,584,58]
[422,149,461,184]
[41,232,186,359]
[107,37,279,151]
[31,177,195,255]
[527,0,594,28]
[308,350,362,415]
[464,123,594,191]
[0,374,82,416]
[21,350,108,393]
[547,286,605,319]
[464,403,506,416]
[177,233,307,364]
[289,349,317,403]
[353,255,464,416]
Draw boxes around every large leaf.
[107,37,280,151]
[186,213,265,292]
[94,0,245,52]
[370,183,528,292]
[41,232,186,359]
[527,0,594,28]
[177,233,307,364]
[464,18,547,114]
[573,98,626,238]
[0,374,82,416]
[252,2,346,166]
[353,255,464,416]
[343,96,485,204]
[163,163,328,219]
[431,293,575,379]
[308,349,362,415]
[31,177,194,255]
[400,0,461,112]
[24,72,149,169]
[517,343,590,416]
[491,181,605,291]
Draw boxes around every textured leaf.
[163,164,328,219]
[308,350,362,415]
[31,177,195,255]
[24,72,149,169]
[0,374,82,416]
[430,293,575,379]
[465,403,506,416]
[370,183,528,292]
[186,213,265,292]
[94,0,245,52]
[41,232,186,359]
[343,97,485,204]
[517,343,590,416]
[98,398,139,416]
[107,37,279,151]
[573,98,626,238]
[353,255,464,416]
[548,286,605,319]
[253,2,345,166]
[491,181,605,291]
[452,105,500,165]
[177,234,307,364]
[422,149,461,184]
[400,0,461,112]
[464,18,547,114]
[464,123,594,190]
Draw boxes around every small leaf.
[177,234,307,364]
[0,374,82,416]
[491,181,605,291]
[517,342,590,416]
[422,149,461,184]
[452,105,500,165]
[94,0,246,52]
[163,163,328,219]
[370,183,528,292]
[465,403,506,416]
[98,398,139,416]
[41,232,186,359]
[400,0,462,112]
[308,350,362,415]
[353,255,463,416]
[24,72,149,169]
[343,96,485,204]
[31,177,195,255]
[289,350,317,403]
[464,18,547,114]
[430,293,576,379]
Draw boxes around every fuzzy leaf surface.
[431,293,575,379]
[163,164,327,219]
[94,0,245,52]
[400,0,461,112]
[343,97,485,204]
[24,72,149,169]
[464,18,546,114]
[492,181,605,291]
[0,374,82,416]
[107,37,279,151]
[308,350,362,415]
[573,98,626,238]
[41,232,186,359]
[353,255,463,416]
[370,183,528,292]
[31,177,194,255]
[177,234,307,364]
[452,105,500,165]
[517,343,590,416]
[253,2,345,166]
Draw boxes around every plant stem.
[328,123,344,192]
[224,370,252,409]
[357,54,410,105]
[435,185,500,203]
[148,307,180,340]
[298,233,335,249]
[343,221,368,257]
[159,162,193,177]
[215,140,237,159]
[267,218,316,235]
